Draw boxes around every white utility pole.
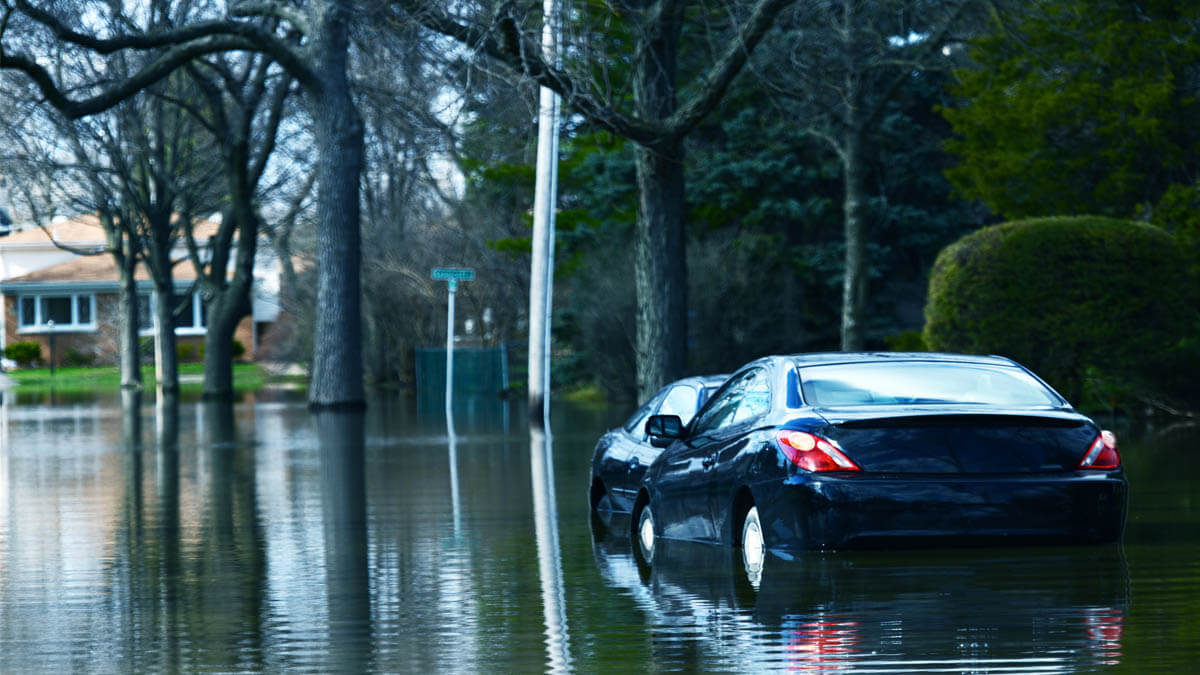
[444,278,457,437]
[528,0,562,431]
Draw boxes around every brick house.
[0,214,282,367]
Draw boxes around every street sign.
[432,267,475,281]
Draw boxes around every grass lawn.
[4,363,293,394]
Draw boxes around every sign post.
[432,268,474,438]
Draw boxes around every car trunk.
[815,407,1098,474]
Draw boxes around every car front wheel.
[636,502,657,563]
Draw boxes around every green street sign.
[431,267,475,281]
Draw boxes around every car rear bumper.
[759,471,1128,552]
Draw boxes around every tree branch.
[250,74,295,184]
[231,1,311,36]
[396,0,668,145]
[665,0,793,138]
[4,32,316,118]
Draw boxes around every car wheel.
[741,505,764,586]
[636,502,657,563]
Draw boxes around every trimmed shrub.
[884,330,927,352]
[177,343,204,363]
[924,216,1197,405]
[64,348,95,367]
[232,339,246,360]
[4,341,41,366]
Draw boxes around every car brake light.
[1078,430,1120,469]
[777,431,861,472]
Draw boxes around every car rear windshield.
[797,361,1064,408]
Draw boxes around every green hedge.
[4,341,41,366]
[923,216,1197,404]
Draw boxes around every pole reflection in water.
[448,432,462,537]
[530,428,572,672]
[315,410,372,671]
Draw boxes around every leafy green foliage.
[941,1,1200,220]
[4,341,42,366]
[924,216,1198,405]
[64,348,94,368]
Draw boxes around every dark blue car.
[631,353,1128,570]
[590,374,728,513]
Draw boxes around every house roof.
[0,213,228,292]
[2,252,200,287]
[1,214,108,244]
[0,213,221,246]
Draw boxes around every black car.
[631,353,1128,568]
[590,375,728,513]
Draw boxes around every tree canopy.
[941,0,1200,220]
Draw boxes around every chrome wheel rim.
[638,508,655,558]
[742,506,764,587]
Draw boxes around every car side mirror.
[645,414,684,448]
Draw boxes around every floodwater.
[0,389,1197,672]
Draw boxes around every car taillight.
[777,431,861,472]
[1078,430,1120,470]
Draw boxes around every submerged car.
[631,353,1128,566]
[590,374,728,513]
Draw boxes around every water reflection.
[530,429,571,673]
[1,393,1198,672]
[316,410,372,671]
[592,521,1130,672]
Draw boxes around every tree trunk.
[118,245,142,390]
[633,140,687,401]
[307,0,365,409]
[202,290,247,400]
[840,129,868,351]
[154,281,180,395]
[202,195,256,401]
[632,4,687,402]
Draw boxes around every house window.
[138,291,207,335]
[137,293,153,332]
[174,294,207,332]
[17,294,97,331]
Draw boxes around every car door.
[702,368,774,542]
[600,388,667,510]
[654,370,759,542]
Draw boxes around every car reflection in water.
[590,516,1129,672]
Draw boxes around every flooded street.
[0,391,1196,672]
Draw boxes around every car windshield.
[798,361,1064,408]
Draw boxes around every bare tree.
[1,20,222,392]
[753,0,984,349]
[2,0,368,408]
[0,90,147,387]
[399,0,793,400]
[183,49,299,400]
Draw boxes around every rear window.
[798,361,1064,408]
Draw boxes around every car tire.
[636,502,657,563]
[741,505,765,586]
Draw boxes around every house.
[0,214,283,367]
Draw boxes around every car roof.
[786,352,1020,368]
[687,374,729,389]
